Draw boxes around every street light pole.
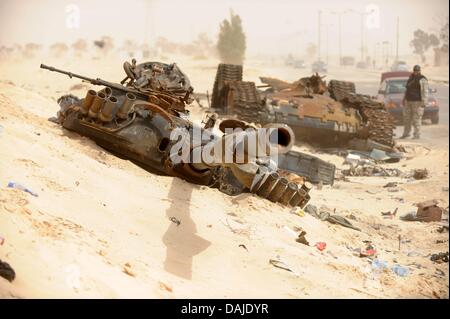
[395,16,400,62]
[318,10,322,62]
[360,12,364,62]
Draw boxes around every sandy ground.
[0,54,448,298]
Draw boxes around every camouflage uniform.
[402,75,429,138]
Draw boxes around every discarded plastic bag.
[391,264,409,277]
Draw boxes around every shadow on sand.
[162,178,211,280]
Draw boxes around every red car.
[377,71,439,124]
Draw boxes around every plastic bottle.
[7,182,38,197]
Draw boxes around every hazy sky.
[0,0,448,56]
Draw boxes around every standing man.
[400,65,429,139]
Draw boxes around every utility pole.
[360,12,364,62]
[338,13,342,65]
[318,10,322,62]
[395,16,400,62]
[325,24,330,65]
[330,10,351,66]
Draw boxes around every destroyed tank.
[40,60,323,208]
[209,63,396,149]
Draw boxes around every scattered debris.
[345,153,371,166]
[169,217,181,226]
[315,242,327,251]
[436,239,448,244]
[372,259,388,272]
[283,226,298,238]
[122,262,136,277]
[400,201,443,222]
[295,230,309,246]
[305,205,361,231]
[412,169,429,180]
[437,225,449,233]
[383,182,398,188]
[430,252,449,263]
[158,281,173,293]
[238,244,248,252]
[269,257,300,277]
[391,264,409,277]
[381,208,398,219]
[289,206,305,217]
[342,165,402,177]
[7,181,38,197]
[416,200,443,222]
[400,211,418,221]
[0,260,16,282]
[360,242,377,258]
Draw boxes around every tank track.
[340,93,396,147]
[211,64,243,109]
[328,80,395,147]
[328,80,356,101]
[224,81,262,122]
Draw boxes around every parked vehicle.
[390,61,409,72]
[340,56,355,66]
[377,71,439,124]
[311,61,327,73]
[293,60,306,69]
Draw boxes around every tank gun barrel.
[40,63,148,99]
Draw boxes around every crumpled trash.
[296,230,309,246]
[372,259,388,271]
[315,242,326,251]
[345,153,372,166]
[412,168,428,180]
[430,252,449,263]
[391,264,409,277]
[269,257,300,277]
[305,205,361,231]
[7,181,38,197]
[381,208,398,219]
[290,206,305,217]
[0,259,15,282]
[400,211,419,221]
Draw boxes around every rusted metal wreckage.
[40,60,338,209]
[209,64,396,150]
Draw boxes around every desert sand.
[0,54,448,298]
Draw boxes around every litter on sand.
[7,181,38,197]
[269,257,300,277]
[0,260,16,282]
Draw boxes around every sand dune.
[0,56,448,298]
